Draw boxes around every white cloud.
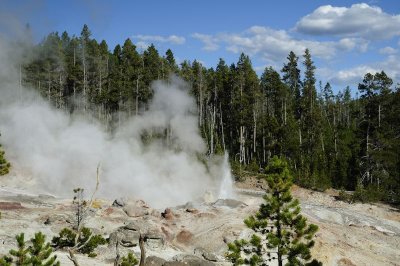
[327,54,400,86]
[136,41,150,50]
[379,46,397,55]
[192,26,368,63]
[133,34,186,45]
[330,65,379,85]
[295,3,400,40]
[191,33,219,51]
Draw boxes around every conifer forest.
[18,24,400,205]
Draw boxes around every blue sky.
[1,0,400,92]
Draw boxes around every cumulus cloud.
[329,65,379,85]
[136,41,150,50]
[192,26,368,63]
[191,33,219,51]
[133,34,186,45]
[379,46,397,55]
[295,3,400,40]
[326,54,400,86]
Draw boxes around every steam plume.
[0,39,234,208]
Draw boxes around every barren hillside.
[0,175,399,266]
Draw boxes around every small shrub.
[52,227,106,256]
[337,188,352,203]
[246,160,259,173]
[119,252,138,266]
[352,184,384,203]
[51,228,75,249]
[231,160,244,181]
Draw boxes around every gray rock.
[163,262,188,266]
[146,232,165,250]
[123,204,149,217]
[145,256,166,266]
[109,229,140,247]
[194,248,218,262]
[109,220,164,249]
[172,254,215,266]
[112,198,126,207]
[212,199,247,208]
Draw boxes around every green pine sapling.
[227,157,321,266]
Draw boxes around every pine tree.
[300,49,327,190]
[0,233,59,266]
[165,49,178,74]
[7,233,31,266]
[281,51,301,120]
[143,44,161,98]
[357,71,394,201]
[227,157,320,266]
[29,232,59,266]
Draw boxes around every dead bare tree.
[67,164,101,266]
[139,234,147,266]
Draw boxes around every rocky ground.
[0,175,399,266]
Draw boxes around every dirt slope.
[0,176,399,266]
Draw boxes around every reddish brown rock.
[0,202,24,210]
[176,229,193,245]
[162,208,175,220]
[186,208,199,214]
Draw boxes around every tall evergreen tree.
[299,49,327,189]
[281,51,301,119]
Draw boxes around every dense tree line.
[19,25,400,204]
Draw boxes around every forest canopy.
[16,24,400,205]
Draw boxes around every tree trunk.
[139,234,146,266]
[277,194,283,266]
[219,103,226,151]
[378,104,381,128]
[68,249,80,266]
[136,78,139,116]
[253,108,257,154]
[210,104,216,154]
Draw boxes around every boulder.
[109,220,165,249]
[123,204,149,217]
[194,248,218,262]
[162,208,174,220]
[145,256,167,266]
[163,262,188,266]
[145,231,165,250]
[109,228,140,248]
[186,208,199,214]
[172,254,215,266]
[176,230,193,245]
[112,198,126,207]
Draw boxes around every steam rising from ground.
[0,39,235,208]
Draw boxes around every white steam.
[0,39,235,208]
[218,153,236,199]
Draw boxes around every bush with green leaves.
[119,252,138,266]
[51,227,106,257]
[352,184,384,203]
[226,157,321,266]
[0,232,59,266]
